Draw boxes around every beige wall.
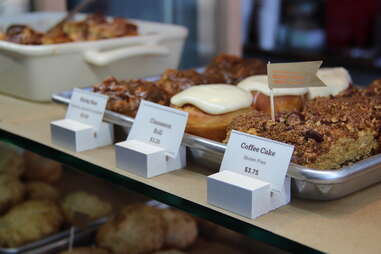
[35,0,242,56]
[217,0,242,56]
[197,0,242,57]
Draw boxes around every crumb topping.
[227,82,381,169]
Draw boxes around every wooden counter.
[0,94,380,254]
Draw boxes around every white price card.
[66,88,108,129]
[220,130,294,191]
[127,100,188,158]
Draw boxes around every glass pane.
[0,138,318,253]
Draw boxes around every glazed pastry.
[41,28,72,44]
[5,14,138,45]
[161,208,198,249]
[61,191,112,225]
[238,75,308,113]
[158,55,266,96]
[93,76,169,117]
[0,175,25,214]
[96,205,166,254]
[61,20,88,41]
[308,67,352,99]
[5,25,43,45]
[59,14,138,42]
[171,84,253,141]
[204,54,267,84]
[25,181,60,201]
[87,17,138,40]
[0,200,64,248]
[23,152,63,184]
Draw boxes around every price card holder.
[115,100,188,178]
[50,89,113,152]
[207,130,294,219]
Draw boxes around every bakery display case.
[52,55,381,201]
[1,1,381,254]
[2,82,381,254]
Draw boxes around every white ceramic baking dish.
[0,12,188,101]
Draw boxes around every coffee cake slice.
[226,109,379,170]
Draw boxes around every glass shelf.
[2,94,380,254]
[0,128,320,254]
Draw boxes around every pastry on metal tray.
[96,204,166,254]
[158,69,206,97]
[61,191,112,225]
[171,84,254,141]
[0,200,64,248]
[160,208,198,249]
[204,54,267,85]
[93,76,169,117]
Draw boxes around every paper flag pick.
[267,61,326,89]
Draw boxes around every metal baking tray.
[22,222,101,254]
[52,89,381,201]
[0,217,108,254]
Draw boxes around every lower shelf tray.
[0,217,107,254]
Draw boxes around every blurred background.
[1,0,380,85]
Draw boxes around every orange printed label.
[267,61,326,88]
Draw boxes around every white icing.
[170,84,252,115]
[308,67,351,99]
[237,75,308,96]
